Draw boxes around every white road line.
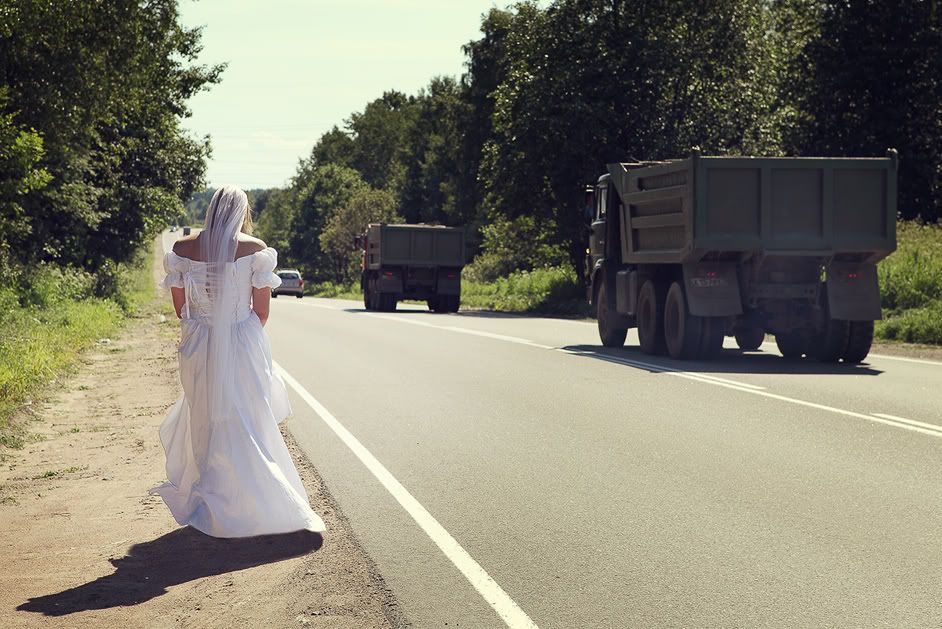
[562,349,941,438]
[759,341,942,367]
[366,313,554,349]
[287,300,940,439]
[866,353,942,367]
[872,413,942,435]
[560,350,766,391]
[275,363,540,629]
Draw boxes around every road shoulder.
[0,295,402,628]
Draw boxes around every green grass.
[876,221,942,344]
[462,266,589,315]
[305,281,362,300]
[0,245,156,450]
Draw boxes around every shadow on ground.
[17,527,322,617]
[562,344,884,376]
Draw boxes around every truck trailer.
[358,223,465,312]
[587,150,897,362]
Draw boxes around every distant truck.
[358,223,465,312]
[587,150,898,362]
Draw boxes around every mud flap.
[683,263,742,317]
[826,262,881,321]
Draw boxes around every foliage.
[462,265,586,314]
[463,215,568,283]
[319,188,401,284]
[0,0,222,270]
[254,188,295,259]
[876,222,942,344]
[0,242,155,450]
[303,281,361,301]
[287,164,368,281]
[785,0,942,222]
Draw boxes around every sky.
[178,0,514,190]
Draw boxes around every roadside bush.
[462,265,587,314]
[463,215,569,283]
[0,245,155,450]
[305,281,361,300]
[877,221,942,344]
[879,222,942,311]
[19,264,95,308]
[877,301,942,345]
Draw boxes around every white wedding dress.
[156,247,325,537]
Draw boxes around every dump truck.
[358,223,465,312]
[587,150,897,362]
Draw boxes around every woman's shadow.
[18,527,322,617]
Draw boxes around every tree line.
[253,0,941,286]
[0,0,219,294]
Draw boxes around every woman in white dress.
[156,185,325,538]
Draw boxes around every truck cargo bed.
[607,152,897,264]
[365,224,464,269]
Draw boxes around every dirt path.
[0,250,403,628]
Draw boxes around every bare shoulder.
[172,235,200,258]
[236,234,267,258]
[238,234,267,250]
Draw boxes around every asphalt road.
[265,296,942,628]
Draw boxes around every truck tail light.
[383,271,394,278]
[846,272,858,279]
[446,272,456,279]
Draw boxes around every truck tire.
[734,326,765,351]
[811,318,850,362]
[842,320,874,364]
[698,317,725,360]
[446,295,460,313]
[597,283,627,348]
[365,276,377,310]
[637,280,667,355]
[664,281,703,359]
[427,297,439,312]
[378,293,397,312]
[775,332,806,359]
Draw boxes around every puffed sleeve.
[160,252,186,289]
[251,247,282,289]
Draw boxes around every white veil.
[192,185,249,470]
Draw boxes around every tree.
[0,0,222,271]
[787,0,942,222]
[320,188,401,284]
[0,88,50,281]
[287,164,368,281]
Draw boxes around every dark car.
[272,269,304,298]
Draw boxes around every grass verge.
[0,246,156,450]
[877,221,942,344]
[462,266,589,315]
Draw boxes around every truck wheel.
[811,318,850,362]
[446,295,460,313]
[379,293,397,312]
[637,280,667,355]
[427,297,439,312]
[734,326,765,351]
[597,283,627,347]
[664,281,703,359]
[842,320,874,364]
[698,317,725,360]
[775,332,806,359]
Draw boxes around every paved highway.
[265,296,942,628]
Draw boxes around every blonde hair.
[242,205,254,235]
